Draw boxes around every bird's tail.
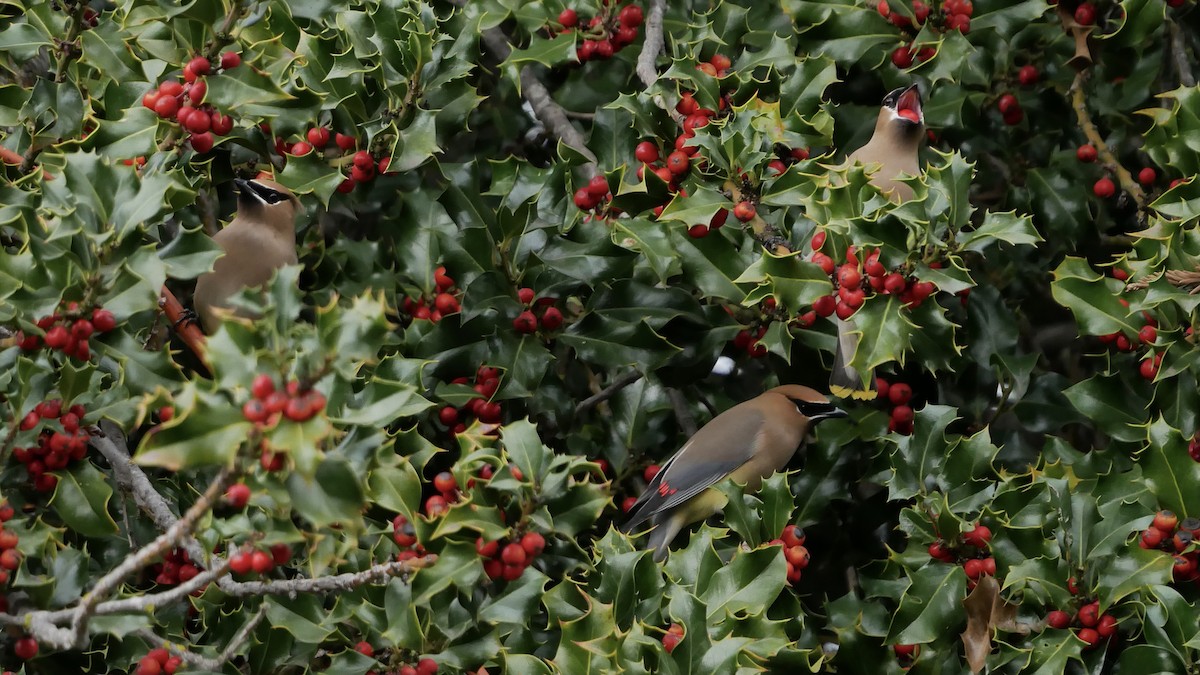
[830,317,877,401]
[648,516,684,563]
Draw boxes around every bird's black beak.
[895,84,923,125]
[812,407,849,424]
[235,178,267,205]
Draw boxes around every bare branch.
[135,604,265,671]
[1069,73,1146,212]
[222,555,437,597]
[575,370,644,416]
[68,468,231,646]
[89,427,211,565]
[636,0,666,88]
[480,29,599,176]
[1168,20,1196,87]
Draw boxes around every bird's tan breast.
[194,221,297,331]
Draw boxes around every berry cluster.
[436,365,506,434]
[731,321,770,358]
[14,398,91,493]
[1044,599,1117,650]
[696,52,732,78]
[995,93,1024,126]
[1093,282,1165,380]
[513,292,564,335]
[796,234,938,329]
[0,503,19,584]
[573,175,614,214]
[927,523,995,589]
[402,266,462,323]
[392,512,428,563]
[134,647,183,675]
[242,375,328,471]
[661,623,684,653]
[875,378,915,435]
[628,90,725,220]
[881,0,973,69]
[425,471,461,517]
[149,548,200,587]
[479,531,546,582]
[769,524,811,585]
[228,543,292,576]
[1136,510,1200,583]
[141,52,241,153]
[15,302,117,361]
[554,4,644,62]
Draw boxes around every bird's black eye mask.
[882,87,906,108]
[249,182,290,204]
[788,398,848,421]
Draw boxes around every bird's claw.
[173,308,199,331]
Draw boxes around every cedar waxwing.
[193,178,301,333]
[622,385,847,561]
[832,85,926,400]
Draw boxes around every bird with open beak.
[622,385,847,562]
[831,85,927,400]
[193,178,302,334]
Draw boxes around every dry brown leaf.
[960,576,1030,674]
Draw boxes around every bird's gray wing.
[621,405,764,531]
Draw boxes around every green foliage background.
[2,0,1200,673]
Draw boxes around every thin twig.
[51,2,88,82]
[221,556,437,597]
[575,370,644,416]
[480,28,598,176]
[1068,73,1146,212]
[666,387,697,437]
[636,0,666,88]
[1168,20,1196,87]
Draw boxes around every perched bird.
[193,178,301,333]
[845,84,926,203]
[832,85,927,399]
[622,385,847,561]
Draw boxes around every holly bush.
[2,0,1200,673]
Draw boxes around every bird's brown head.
[235,178,302,233]
[875,84,925,144]
[767,385,848,425]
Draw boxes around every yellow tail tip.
[829,384,876,401]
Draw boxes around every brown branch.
[159,286,209,368]
[221,556,437,597]
[1168,20,1196,87]
[480,28,599,176]
[636,0,666,88]
[204,1,246,60]
[575,370,644,416]
[1069,73,1146,211]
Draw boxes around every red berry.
[1018,65,1038,86]
[220,51,241,69]
[354,641,374,657]
[210,112,233,136]
[891,405,914,424]
[190,132,214,153]
[433,471,457,493]
[517,287,535,305]
[187,56,211,76]
[634,141,659,164]
[335,133,357,151]
[1077,602,1100,627]
[1138,167,1157,186]
[225,483,251,509]
[558,8,578,27]
[154,95,179,119]
[242,399,268,424]
[837,265,862,290]
[307,127,330,148]
[781,524,805,548]
[159,80,183,97]
[476,537,499,558]
[1153,509,1178,533]
[785,545,810,569]
[14,637,37,660]
[644,464,661,482]
[229,552,253,575]
[891,46,914,69]
[893,643,919,658]
[573,188,597,210]
[521,531,546,556]
[438,406,459,427]
[1074,2,1096,25]
[1139,325,1157,344]
[662,633,681,653]
[963,558,984,579]
[877,0,891,16]
[812,294,836,318]
[733,201,756,222]
[1096,614,1118,638]
[513,310,538,334]
[250,550,274,573]
[425,495,448,516]
[888,382,912,406]
[963,524,992,547]
[501,542,527,566]
[666,151,690,175]
[997,94,1018,115]
[1093,177,1116,198]
[1046,610,1071,629]
[1078,627,1100,647]
[619,4,644,27]
[1139,357,1159,380]
[289,141,313,156]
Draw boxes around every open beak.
[896,85,923,124]
[813,407,849,424]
